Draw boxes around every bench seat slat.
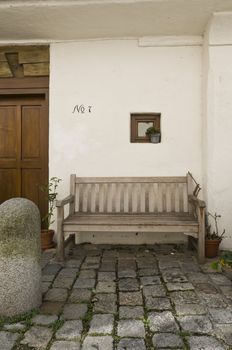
[64,213,198,226]
[76,177,187,184]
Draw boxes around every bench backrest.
[71,175,191,214]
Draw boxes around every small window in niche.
[130,113,161,143]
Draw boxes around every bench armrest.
[56,194,75,207]
[188,195,206,209]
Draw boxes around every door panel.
[0,169,19,202]
[22,106,41,159]
[0,106,18,159]
[21,169,41,205]
[0,94,48,223]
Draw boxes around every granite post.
[0,198,42,316]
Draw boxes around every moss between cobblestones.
[136,253,154,350]
[3,309,40,350]
[0,309,39,329]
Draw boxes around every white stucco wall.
[203,13,232,250]
[49,39,202,244]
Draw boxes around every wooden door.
[0,93,48,223]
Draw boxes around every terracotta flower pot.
[41,229,55,250]
[205,239,221,258]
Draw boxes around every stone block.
[0,198,41,316]
[152,333,184,348]
[89,314,114,334]
[82,336,113,350]
[118,319,145,338]
[118,338,146,350]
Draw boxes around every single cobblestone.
[89,314,114,334]
[214,324,232,346]
[209,274,232,286]
[195,282,219,294]
[96,281,116,293]
[98,272,116,281]
[82,336,113,350]
[118,269,137,278]
[162,271,188,283]
[93,293,117,313]
[140,276,161,285]
[45,288,68,302]
[68,289,92,303]
[73,278,95,289]
[118,319,145,337]
[166,282,194,291]
[21,326,53,348]
[42,274,55,282]
[0,331,19,350]
[175,303,207,315]
[63,303,88,319]
[187,272,211,284]
[118,278,140,291]
[40,301,64,315]
[152,333,184,348]
[138,268,159,276]
[119,291,143,305]
[79,269,96,279]
[32,314,58,325]
[177,315,213,333]
[117,338,146,350]
[170,290,199,305]
[50,340,80,350]
[145,296,172,310]
[119,306,144,319]
[187,335,226,350]
[4,322,26,331]
[53,277,75,289]
[148,311,179,332]
[143,285,166,297]
[197,292,227,308]
[56,320,83,340]
[209,308,232,323]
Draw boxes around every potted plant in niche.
[40,177,62,250]
[205,212,225,258]
[146,126,161,143]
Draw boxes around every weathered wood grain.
[23,62,49,76]
[0,62,13,77]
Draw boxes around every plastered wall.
[203,13,232,250]
[49,39,202,244]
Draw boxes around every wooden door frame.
[0,77,49,218]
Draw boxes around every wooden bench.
[56,174,206,262]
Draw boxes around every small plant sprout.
[40,177,62,229]
[206,212,225,240]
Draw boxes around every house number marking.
[72,104,92,114]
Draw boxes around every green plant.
[40,177,61,229]
[211,251,232,270]
[145,126,160,135]
[206,212,225,240]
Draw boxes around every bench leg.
[56,206,65,262]
[198,207,205,264]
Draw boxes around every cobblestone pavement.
[1,244,232,350]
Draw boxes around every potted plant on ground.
[40,177,62,250]
[211,251,232,280]
[205,212,225,258]
[146,126,161,143]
